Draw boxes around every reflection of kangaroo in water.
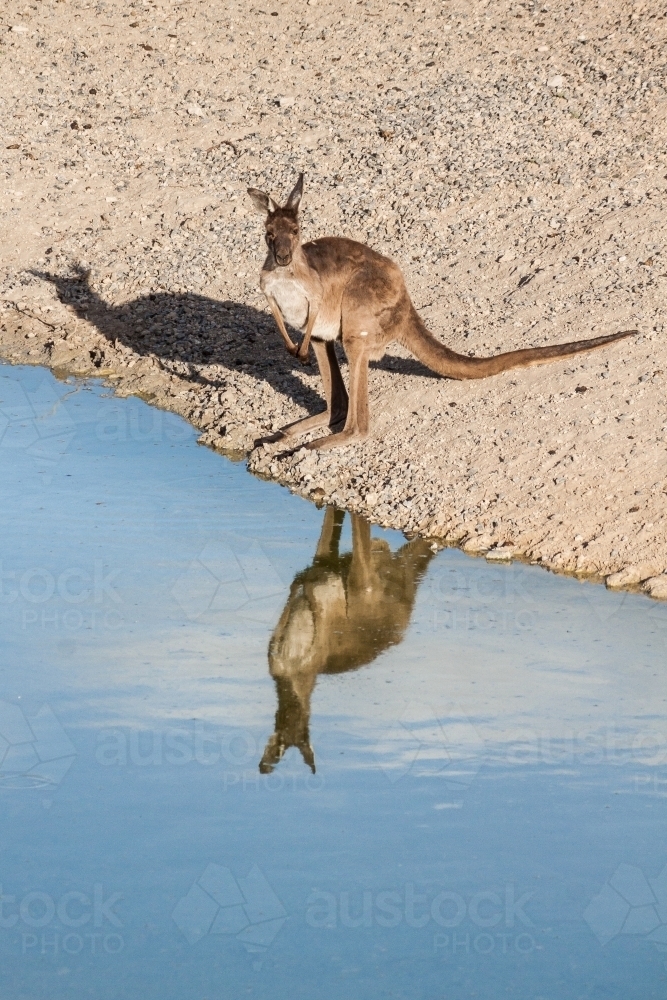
[260,508,435,774]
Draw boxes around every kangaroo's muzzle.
[273,242,292,267]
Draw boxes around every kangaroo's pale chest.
[263,272,309,331]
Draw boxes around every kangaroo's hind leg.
[314,506,345,563]
[305,271,392,451]
[306,332,370,450]
[270,340,348,441]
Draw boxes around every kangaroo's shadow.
[371,355,441,379]
[32,266,324,410]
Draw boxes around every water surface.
[1,363,667,999]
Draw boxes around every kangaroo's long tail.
[403,306,637,381]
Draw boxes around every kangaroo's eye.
[265,233,274,245]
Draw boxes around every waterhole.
[1,363,666,999]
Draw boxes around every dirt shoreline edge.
[2,304,665,604]
[2,0,666,606]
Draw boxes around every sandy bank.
[1,0,666,598]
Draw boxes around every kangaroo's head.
[247,173,303,268]
[259,675,316,775]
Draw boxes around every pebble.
[644,576,667,600]
[486,547,514,562]
[463,534,493,555]
[606,564,659,589]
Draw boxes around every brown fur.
[248,174,637,450]
[259,507,434,774]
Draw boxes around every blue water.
[1,363,667,999]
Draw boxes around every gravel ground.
[1,0,666,598]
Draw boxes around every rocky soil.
[1,0,666,597]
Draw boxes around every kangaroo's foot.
[254,430,287,446]
[280,409,331,438]
[305,429,367,451]
[255,410,331,447]
[254,410,346,448]
[278,404,347,439]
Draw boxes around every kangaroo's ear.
[300,741,316,774]
[284,172,304,212]
[259,733,283,774]
[247,187,272,214]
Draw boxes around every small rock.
[486,547,514,562]
[548,75,565,89]
[463,533,493,554]
[606,564,658,588]
[606,568,639,588]
[445,526,468,543]
[278,96,295,108]
[644,576,667,600]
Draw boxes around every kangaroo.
[248,173,637,450]
[259,507,435,774]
